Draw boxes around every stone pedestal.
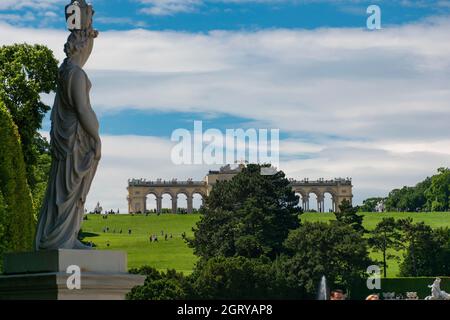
[0,250,146,300]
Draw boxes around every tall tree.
[0,44,58,194]
[382,172,446,212]
[127,267,189,300]
[368,217,402,277]
[281,221,372,298]
[398,218,450,277]
[188,164,300,260]
[335,199,365,233]
[397,218,424,276]
[0,101,36,260]
[0,193,7,272]
[189,257,274,299]
[426,168,450,212]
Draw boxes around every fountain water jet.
[317,275,329,300]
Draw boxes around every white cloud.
[5,17,450,209]
[0,0,65,11]
[139,0,203,16]
[0,1,64,27]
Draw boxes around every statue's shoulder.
[60,61,88,83]
[71,65,88,82]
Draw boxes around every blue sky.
[2,0,450,31]
[1,1,450,211]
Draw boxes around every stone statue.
[406,292,419,300]
[94,202,103,214]
[34,0,100,250]
[382,292,395,300]
[425,278,450,300]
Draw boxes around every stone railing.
[289,178,352,186]
[128,179,206,187]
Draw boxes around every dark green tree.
[31,152,52,212]
[0,101,36,259]
[383,175,434,212]
[414,177,432,211]
[398,218,450,276]
[127,266,189,300]
[335,199,365,233]
[189,256,275,299]
[397,218,426,276]
[281,221,372,298]
[384,188,402,211]
[188,164,300,260]
[432,227,450,275]
[425,168,450,212]
[0,193,7,272]
[368,217,402,277]
[0,44,58,197]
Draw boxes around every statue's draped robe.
[35,61,98,250]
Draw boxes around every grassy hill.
[81,214,200,274]
[81,212,450,276]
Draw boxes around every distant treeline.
[361,168,450,212]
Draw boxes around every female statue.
[34,22,100,250]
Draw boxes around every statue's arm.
[71,68,101,160]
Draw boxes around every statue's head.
[64,0,98,66]
[64,29,98,66]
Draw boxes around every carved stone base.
[0,250,146,300]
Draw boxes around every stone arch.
[191,191,205,212]
[191,189,206,198]
[293,191,305,211]
[323,192,334,213]
[128,177,352,214]
[145,192,158,214]
[176,193,187,214]
[160,192,175,213]
[176,190,190,197]
[291,187,306,210]
[306,188,323,212]
[307,192,319,212]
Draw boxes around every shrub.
[127,266,189,300]
[0,101,35,261]
[189,256,276,299]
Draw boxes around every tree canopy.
[0,44,58,200]
[335,199,365,233]
[425,168,450,212]
[368,217,402,277]
[279,221,372,298]
[0,101,36,264]
[188,164,300,260]
[379,169,450,212]
[397,218,450,277]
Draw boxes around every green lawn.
[302,212,450,277]
[81,212,450,276]
[81,214,201,274]
[301,211,450,230]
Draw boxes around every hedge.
[0,100,35,269]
